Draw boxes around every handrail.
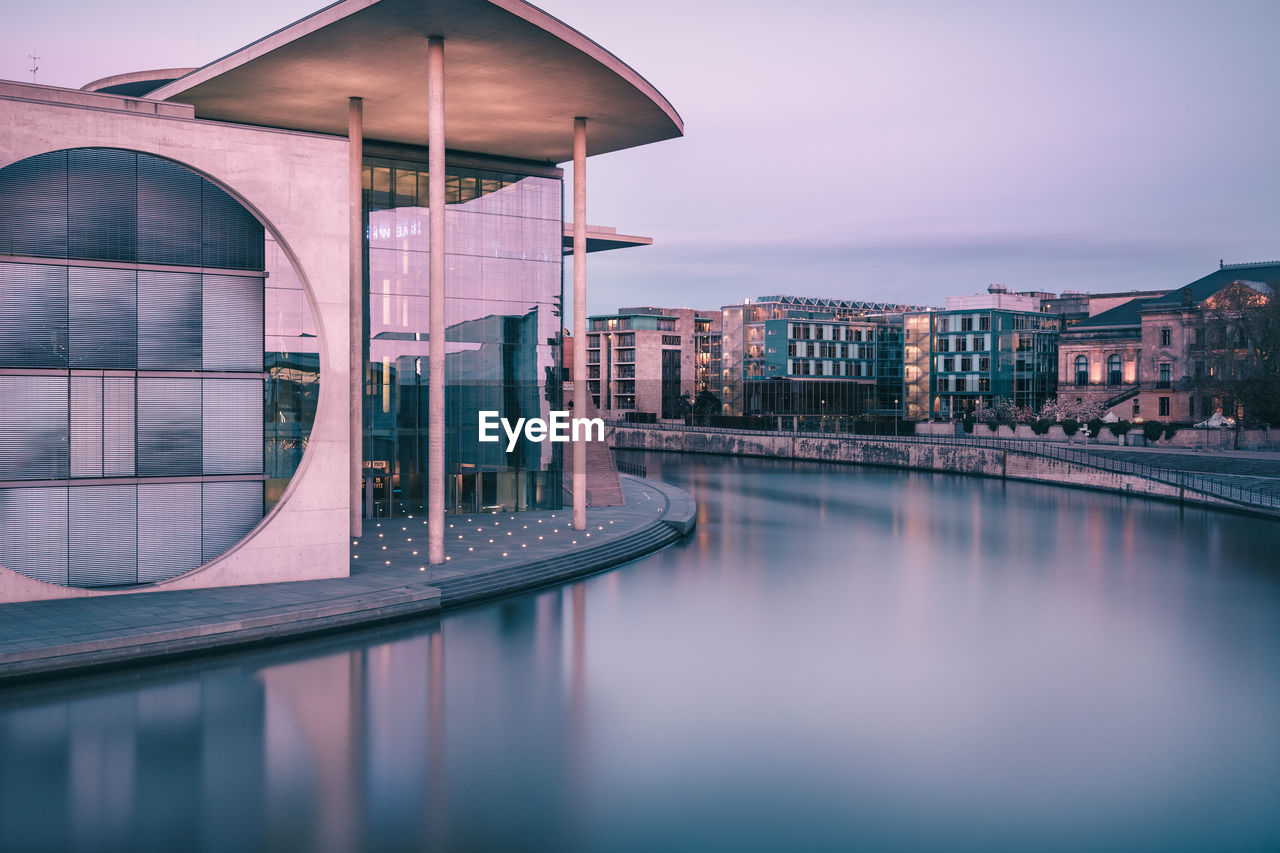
[607,421,1278,512]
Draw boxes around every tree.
[692,389,721,416]
[1195,283,1280,427]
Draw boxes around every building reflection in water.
[2,452,1279,851]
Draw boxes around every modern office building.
[904,287,1059,420]
[0,0,680,601]
[718,295,928,417]
[585,307,713,419]
[1058,262,1280,421]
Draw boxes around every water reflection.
[2,453,1279,851]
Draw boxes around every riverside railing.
[606,421,1278,512]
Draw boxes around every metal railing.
[606,420,1278,512]
[613,457,648,478]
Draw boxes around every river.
[2,452,1278,851]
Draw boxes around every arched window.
[1075,355,1089,386]
[1107,354,1122,386]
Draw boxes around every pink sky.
[4,0,1278,316]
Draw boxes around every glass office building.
[362,154,563,518]
[0,148,316,588]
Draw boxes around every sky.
[4,0,1279,318]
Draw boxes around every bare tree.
[1194,282,1280,428]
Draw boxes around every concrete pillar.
[348,97,363,540]
[428,37,446,565]
[572,117,587,531]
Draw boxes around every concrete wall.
[0,84,351,602]
[612,426,1253,513]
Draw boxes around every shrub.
[1109,420,1133,436]
[1031,419,1053,435]
[986,421,1000,431]
[1164,423,1180,440]
[962,416,974,434]
[1142,420,1165,442]
[1087,418,1105,437]
[1061,418,1080,436]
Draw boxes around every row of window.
[0,263,263,371]
[936,335,991,354]
[0,149,264,270]
[785,360,874,377]
[0,375,263,481]
[940,357,991,373]
[936,316,992,333]
[0,482,262,587]
[786,323,875,342]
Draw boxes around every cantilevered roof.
[146,0,683,163]
[562,224,652,254]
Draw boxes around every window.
[978,377,990,392]
[960,357,972,372]
[1159,396,1170,417]
[1158,363,1171,388]
[1075,355,1088,386]
[960,317,973,332]
[938,318,949,333]
[586,334,599,348]
[978,357,989,372]
[1107,354,1122,386]
[1160,328,1171,347]
[937,337,950,353]
[661,335,681,346]
[616,333,635,347]
[979,316,990,331]
[943,357,954,372]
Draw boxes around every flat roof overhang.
[146,0,683,163]
[562,224,652,254]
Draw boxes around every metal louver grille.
[69,485,137,587]
[103,378,136,477]
[138,154,202,266]
[203,274,264,371]
[69,266,137,368]
[68,149,137,263]
[137,378,201,476]
[0,487,68,585]
[138,270,201,369]
[0,150,68,258]
[202,182,264,271]
[203,380,263,475]
[202,482,263,563]
[138,483,202,583]
[0,375,69,480]
[71,376,104,478]
[0,262,68,368]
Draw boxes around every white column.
[572,117,587,531]
[428,37,446,565]
[348,96,363,540]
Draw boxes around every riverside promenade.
[0,476,695,685]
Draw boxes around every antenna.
[28,53,40,83]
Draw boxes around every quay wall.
[611,427,1250,513]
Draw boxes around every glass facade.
[362,156,562,518]
[0,149,316,588]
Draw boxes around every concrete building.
[1058,262,1280,422]
[586,307,713,420]
[904,289,1059,420]
[0,0,681,601]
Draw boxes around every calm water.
[3,453,1280,852]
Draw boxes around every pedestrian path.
[0,476,694,685]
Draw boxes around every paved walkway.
[0,476,694,685]
[1067,444,1280,504]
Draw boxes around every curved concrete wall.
[0,82,351,602]
[611,427,1253,514]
